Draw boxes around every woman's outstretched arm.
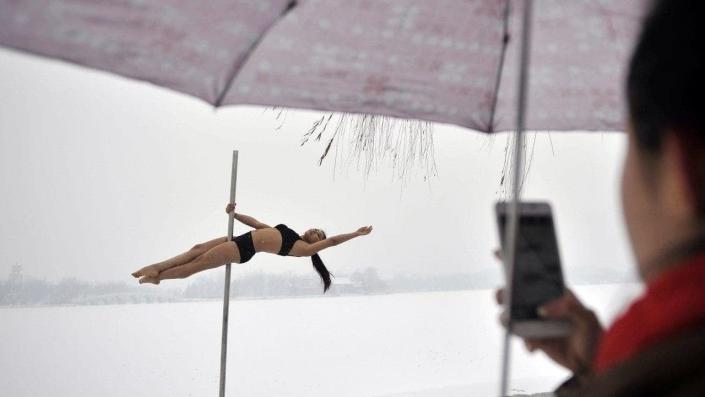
[225,203,271,229]
[303,226,373,255]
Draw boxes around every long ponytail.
[311,254,332,293]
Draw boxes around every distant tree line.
[0,265,500,307]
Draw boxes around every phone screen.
[498,206,564,321]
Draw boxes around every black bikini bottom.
[232,232,255,263]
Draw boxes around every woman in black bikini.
[131,203,373,292]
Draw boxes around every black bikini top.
[275,224,301,256]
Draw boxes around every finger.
[494,288,505,305]
[538,290,584,319]
[537,297,570,319]
[524,339,538,352]
[498,310,509,328]
[524,337,563,355]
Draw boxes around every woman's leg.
[132,236,228,278]
[141,240,241,283]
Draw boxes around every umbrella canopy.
[0,0,645,132]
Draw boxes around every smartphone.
[495,201,571,338]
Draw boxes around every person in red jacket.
[498,1,705,395]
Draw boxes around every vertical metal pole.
[220,150,239,397]
[499,1,533,396]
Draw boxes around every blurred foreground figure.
[498,1,705,395]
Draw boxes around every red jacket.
[557,254,705,397]
[595,253,705,372]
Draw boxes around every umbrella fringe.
[274,109,439,185]
[498,131,541,200]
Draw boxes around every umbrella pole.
[220,150,239,397]
[499,0,533,396]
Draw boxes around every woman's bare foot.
[132,265,159,279]
[139,274,160,285]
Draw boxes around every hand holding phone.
[495,287,603,375]
[494,201,604,375]
[495,201,570,338]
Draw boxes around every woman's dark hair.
[627,0,705,209]
[311,254,332,293]
[310,229,331,292]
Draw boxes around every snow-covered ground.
[0,285,640,397]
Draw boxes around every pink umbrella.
[0,0,644,132]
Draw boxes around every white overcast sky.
[0,48,635,286]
